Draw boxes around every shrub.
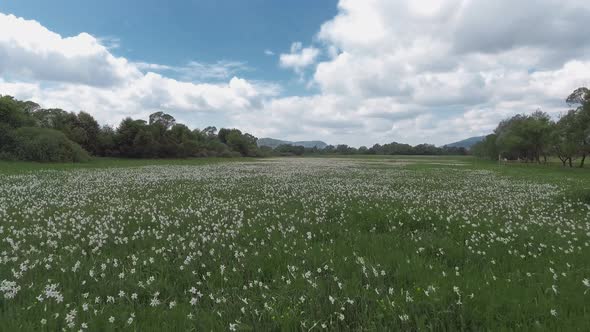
[0,123,14,151]
[9,127,90,162]
[219,150,242,158]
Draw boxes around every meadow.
[0,156,589,331]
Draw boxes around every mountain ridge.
[444,136,486,149]
[257,138,328,149]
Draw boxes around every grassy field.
[0,156,589,331]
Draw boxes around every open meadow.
[1,156,589,331]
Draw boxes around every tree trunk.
[580,154,586,168]
[568,157,573,168]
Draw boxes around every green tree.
[472,134,499,160]
[149,111,176,130]
[115,118,147,157]
[566,88,590,167]
[76,112,101,155]
[9,127,89,162]
[0,95,35,128]
[224,129,259,157]
[97,125,117,156]
[553,110,580,167]
[495,111,554,163]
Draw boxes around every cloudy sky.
[1,0,589,146]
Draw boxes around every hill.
[258,138,328,149]
[444,136,486,149]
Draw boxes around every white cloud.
[0,13,140,87]
[135,62,175,71]
[279,42,320,73]
[264,49,275,56]
[0,74,278,127]
[261,0,590,145]
[0,12,277,128]
[2,2,590,146]
[135,60,250,81]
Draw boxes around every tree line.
[0,95,260,162]
[7,87,585,164]
[268,142,467,157]
[472,87,590,168]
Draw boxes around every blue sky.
[0,0,337,89]
[0,1,589,146]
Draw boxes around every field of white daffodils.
[1,158,589,331]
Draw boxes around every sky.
[1,0,589,147]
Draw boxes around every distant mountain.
[445,136,486,149]
[258,138,328,149]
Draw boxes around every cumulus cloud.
[0,12,277,128]
[0,74,278,127]
[136,60,251,82]
[256,0,590,145]
[2,2,590,146]
[279,42,320,73]
[0,13,140,87]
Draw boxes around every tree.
[0,95,35,128]
[76,112,101,155]
[97,125,117,156]
[9,127,89,162]
[149,111,176,130]
[132,127,159,158]
[495,111,554,163]
[471,134,499,160]
[2,95,269,161]
[553,110,580,167]
[115,118,146,157]
[526,111,554,163]
[224,129,259,157]
[202,126,218,138]
[565,87,590,167]
[217,128,230,144]
[168,124,194,143]
[164,124,195,157]
[275,144,305,156]
[335,144,351,154]
[566,87,589,106]
[30,108,102,155]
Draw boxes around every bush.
[0,123,14,151]
[219,150,242,158]
[8,127,90,162]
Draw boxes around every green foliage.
[471,134,499,160]
[1,95,266,162]
[4,86,589,165]
[275,144,305,156]
[149,111,176,130]
[111,115,260,158]
[0,95,36,128]
[553,110,582,166]
[472,87,590,168]
[267,142,468,157]
[495,111,553,162]
[555,88,589,167]
[8,127,90,162]
[225,129,259,157]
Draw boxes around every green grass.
[0,156,589,331]
[0,157,254,173]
